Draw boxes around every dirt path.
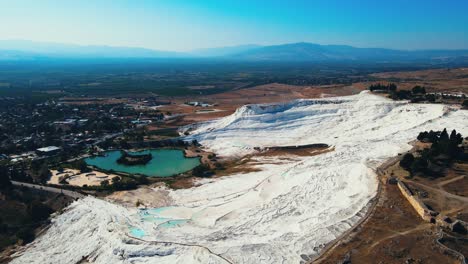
[368,223,432,249]
[408,180,468,203]
[437,175,465,187]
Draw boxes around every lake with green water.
[84,149,200,177]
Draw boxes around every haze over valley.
[1,1,468,263]
[1,40,468,63]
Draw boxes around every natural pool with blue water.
[128,207,190,238]
[129,227,146,238]
[85,149,200,177]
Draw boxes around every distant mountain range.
[190,44,262,57]
[231,42,468,62]
[0,40,183,60]
[1,40,468,63]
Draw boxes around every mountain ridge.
[1,40,467,62]
[231,42,468,62]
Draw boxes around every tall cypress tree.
[0,166,11,190]
[449,129,457,142]
[440,128,449,141]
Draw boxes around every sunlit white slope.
[12,92,467,264]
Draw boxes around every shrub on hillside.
[463,100,468,108]
[192,164,214,177]
[28,200,53,222]
[412,86,426,94]
[400,153,415,170]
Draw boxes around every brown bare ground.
[212,156,262,177]
[314,182,459,264]
[370,67,468,94]
[166,177,198,189]
[442,163,468,197]
[315,140,468,264]
[440,233,468,259]
[404,163,468,219]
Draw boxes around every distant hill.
[0,40,467,63]
[230,42,468,62]
[189,44,262,57]
[0,40,186,59]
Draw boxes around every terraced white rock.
[12,92,468,264]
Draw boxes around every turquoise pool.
[85,149,200,177]
[129,227,146,238]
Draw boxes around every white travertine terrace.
[12,91,468,263]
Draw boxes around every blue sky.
[1,0,467,51]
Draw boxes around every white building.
[36,146,61,156]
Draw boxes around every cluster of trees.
[411,85,426,94]
[376,84,466,107]
[98,174,148,191]
[368,83,434,102]
[390,90,412,100]
[65,159,91,173]
[463,100,468,109]
[192,164,214,177]
[122,129,146,143]
[389,85,428,101]
[0,165,12,190]
[29,161,51,183]
[0,199,53,249]
[3,162,29,183]
[0,167,55,250]
[419,129,460,157]
[368,83,397,92]
[125,138,198,150]
[400,129,465,176]
[81,116,127,136]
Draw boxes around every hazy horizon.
[3,39,468,54]
[2,39,468,53]
[2,0,468,52]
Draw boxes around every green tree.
[412,86,426,94]
[192,164,213,177]
[388,83,397,92]
[28,201,52,222]
[78,160,90,173]
[17,228,35,244]
[0,166,11,190]
[440,128,449,142]
[400,153,415,170]
[410,158,428,174]
[449,129,457,141]
[462,100,468,108]
[38,163,51,183]
[111,177,123,190]
[120,139,130,149]
[137,176,149,185]
[100,180,109,187]
[425,94,436,102]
